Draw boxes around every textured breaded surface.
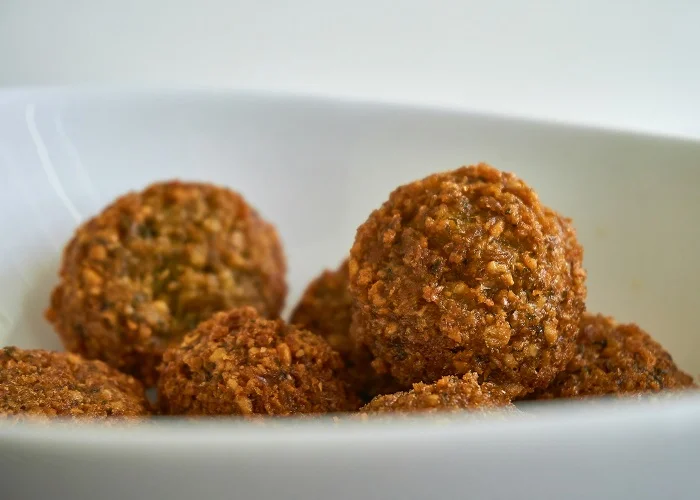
[350,164,586,397]
[0,347,150,419]
[158,307,358,416]
[361,373,513,414]
[291,260,404,401]
[46,181,286,385]
[529,314,696,399]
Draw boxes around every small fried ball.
[529,314,696,400]
[290,260,404,401]
[46,181,287,385]
[158,307,358,416]
[291,260,354,354]
[360,373,513,414]
[350,164,586,397]
[0,347,150,420]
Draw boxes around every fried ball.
[0,347,150,420]
[290,260,405,401]
[349,164,586,397]
[46,181,287,385]
[291,260,354,354]
[360,373,513,414]
[529,314,696,400]
[158,307,358,416]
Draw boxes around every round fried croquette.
[349,163,587,397]
[158,307,358,416]
[46,181,287,385]
[290,260,405,401]
[529,314,696,400]
[360,373,513,414]
[0,347,150,419]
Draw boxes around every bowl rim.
[1,394,699,448]
[1,85,698,144]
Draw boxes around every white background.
[1,0,699,138]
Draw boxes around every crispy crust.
[349,164,586,397]
[158,307,358,416]
[0,347,150,419]
[360,373,513,414]
[529,314,696,399]
[46,181,287,385]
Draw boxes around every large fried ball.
[349,164,586,397]
[529,314,696,400]
[290,260,404,401]
[0,347,150,420]
[360,373,513,414]
[46,181,287,385]
[158,307,358,416]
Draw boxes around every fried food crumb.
[158,307,358,416]
[349,164,586,397]
[46,181,287,385]
[529,313,696,400]
[360,373,514,414]
[0,347,150,420]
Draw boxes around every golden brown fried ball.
[158,307,358,416]
[46,181,287,385]
[349,164,586,397]
[0,347,150,420]
[529,314,696,400]
[360,373,513,414]
[290,260,405,401]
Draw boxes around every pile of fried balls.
[1,164,695,421]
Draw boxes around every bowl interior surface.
[2,89,700,500]
[1,89,698,377]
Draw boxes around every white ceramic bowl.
[1,89,699,500]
